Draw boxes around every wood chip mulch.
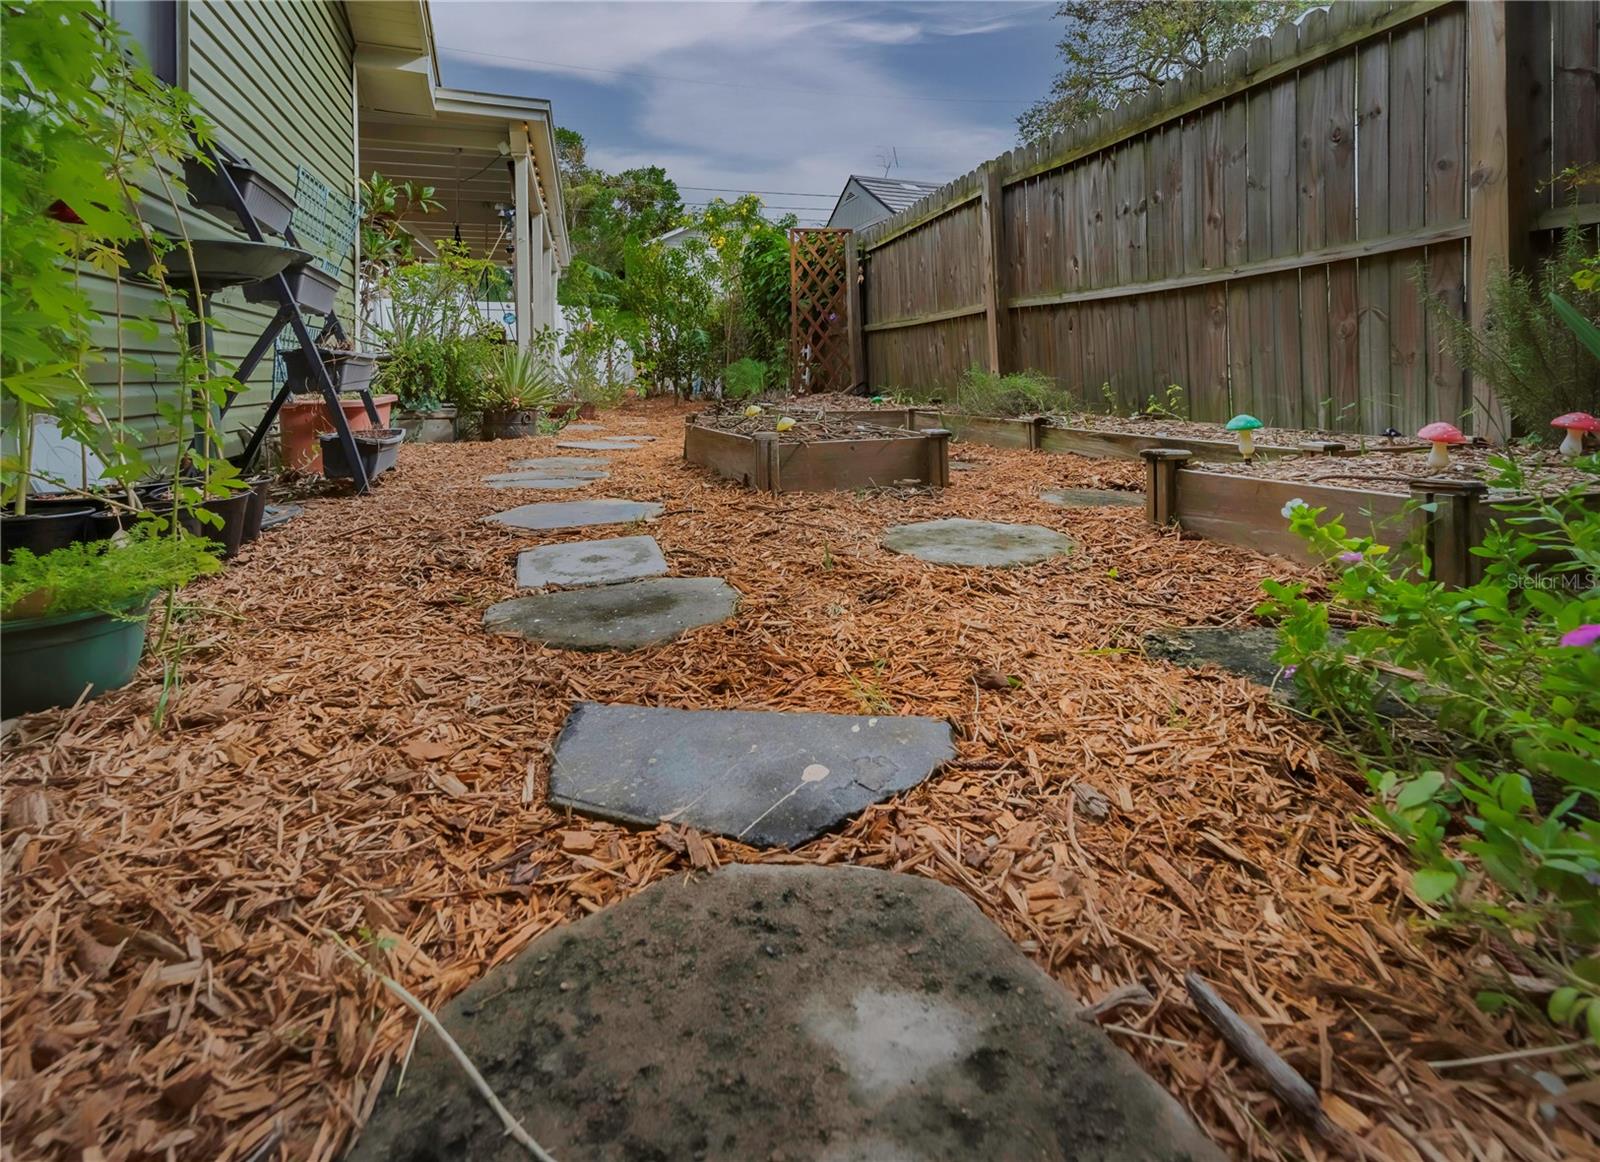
[2,399,1592,1162]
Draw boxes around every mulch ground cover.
[2,399,1593,1162]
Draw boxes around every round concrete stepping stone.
[1042,487,1143,509]
[549,702,955,846]
[557,439,650,451]
[485,498,662,532]
[349,865,1223,1162]
[509,456,610,471]
[883,518,1074,567]
[482,470,608,490]
[562,423,605,431]
[516,535,667,589]
[484,577,736,650]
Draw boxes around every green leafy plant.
[1257,456,1600,1045]
[2,523,221,619]
[483,345,558,412]
[723,358,767,401]
[1424,230,1599,441]
[373,242,504,414]
[951,366,1068,416]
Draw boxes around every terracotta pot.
[278,393,397,473]
[577,402,599,420]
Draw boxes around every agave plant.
[485,346,558,411]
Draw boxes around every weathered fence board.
[855,0,1598,437]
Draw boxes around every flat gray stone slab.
[549,702,954,846]
[484,578,736,650]
[1042,487,1143,509]
[485,499,662,531]
[349,865,1223,1162]
[515,535,668,589]
[557,439,650,451]
[563,423,605,431]
[883,518,1074,567]
[482,473,607,490]
[509,456,610,471]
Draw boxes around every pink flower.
[1337,550,1364,566]
[1559,624,1600,648]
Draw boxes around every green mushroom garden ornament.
[1225,414,1263,459]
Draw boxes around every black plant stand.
[190,142,378,492]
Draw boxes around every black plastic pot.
[481,407,541,440]
[183,156,294,237]
[144,490,255,559]
[281,347,379,393]
[1,506,96,563]
[244,260,339,316]
[319,428,404,481]
[243,477,272,543]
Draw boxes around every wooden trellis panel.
[789,228,852,394]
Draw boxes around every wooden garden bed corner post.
[1141,448,1193,525]
[1410,475,1489,588]
[1029,415,1050,451]
[923,428,952,487]
[1466,0,1535,441]
[753,432,780,493]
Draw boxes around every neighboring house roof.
[652,225,703,249]
[827,174,942,227]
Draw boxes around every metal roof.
[848,174,943,214]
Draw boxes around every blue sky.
[431,1,1061,224]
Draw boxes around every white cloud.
[432,1,1044,219]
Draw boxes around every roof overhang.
[351,4,569,267]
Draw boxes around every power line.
[676,185,835,198]
[441,46,1035,105]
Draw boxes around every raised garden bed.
[899,409,1389,462]
[684,412,950,492]
[1140,446,1598,587]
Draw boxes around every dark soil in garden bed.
[1048,412,1430,452]
[1197,445,1592,498]
[690,410,913,442]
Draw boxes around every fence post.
[845,235,866,390]
[1141,448,1192,525]
[978,163,1009,375]
[1466,0,1534,441]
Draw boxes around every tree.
[1018,1,1312,142]
[554,127,683,278]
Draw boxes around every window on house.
[109,0,178,85]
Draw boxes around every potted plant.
[0,524,220,717]
[480,345,558,439]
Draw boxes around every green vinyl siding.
[83,0,356,461]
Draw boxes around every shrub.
[2,524,221,619]
[1257,454,1600,1045]
[483,345,558,411]
[723,358,767,400]
[1425,229,1600,440]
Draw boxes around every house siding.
[84,0,356,459]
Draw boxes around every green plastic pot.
[0,595,152,718]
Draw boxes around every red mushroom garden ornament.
[1551,412,1599,459]
[1416,421,1467,470]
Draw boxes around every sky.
[430,0,1062,225]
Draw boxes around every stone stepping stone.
[557,439,651,451]
[563,423,605,431]
[549,702,954,846]
[485,498,662,531]
[883,518,1074,567]
[259,503,303,531]
[484,578,736,650]
[509,456,610,471]
[482,469,609,490]
[1042,487,1143,509]
[516,535,668,589]
[349,864,1223,1162]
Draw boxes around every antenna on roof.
[876,146,899,178]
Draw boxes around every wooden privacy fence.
[852,0,1600,436]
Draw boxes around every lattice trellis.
[788,228,851,395]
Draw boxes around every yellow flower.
[775,416,796,432]
[712,235,726,249]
